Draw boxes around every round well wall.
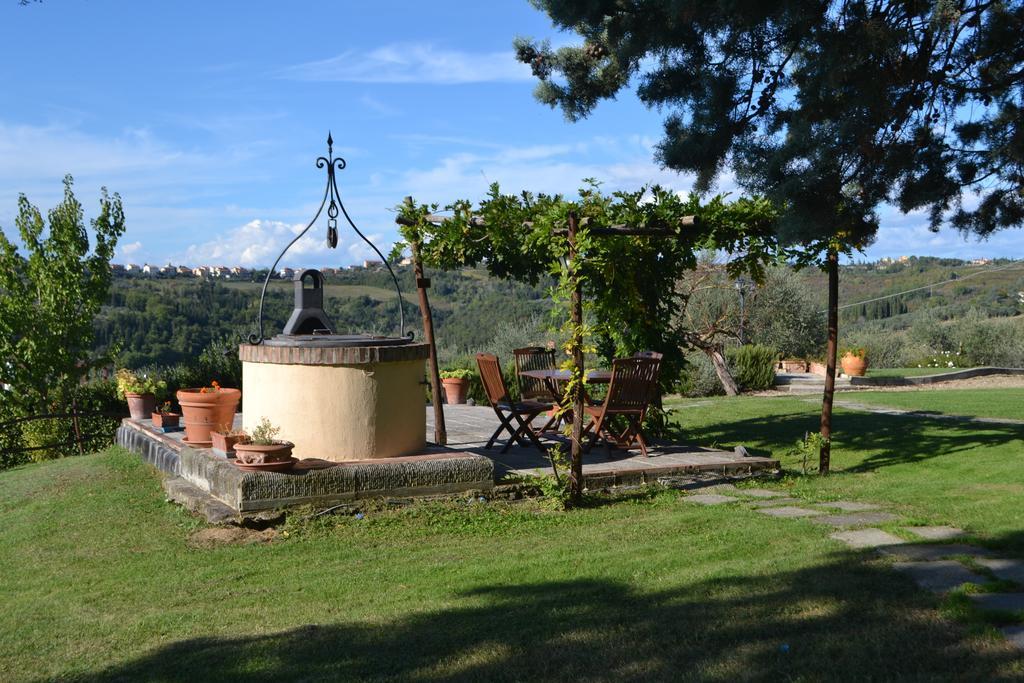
[240,343,428,461]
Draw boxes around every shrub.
[726,344,778,391]
[678,353,726,397]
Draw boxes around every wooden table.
[518,368,611,433]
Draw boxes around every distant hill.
[98,257,1023,370]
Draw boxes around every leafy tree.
[0,176,125,417]
[746,266,827,359]
[517,0,1024,473]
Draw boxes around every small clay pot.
[151,412,180,429]
[234,441,294,465]
[211,430,246,454]
[125,393,157,421]
[441,378,470,404]
[840,354,868,377]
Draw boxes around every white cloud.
[277,43,532,84]
[179,219,339,267]
[118,241,142,258]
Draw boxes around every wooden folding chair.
[582,356,662,457]
[475,353,549,454]
[513,346,563,432]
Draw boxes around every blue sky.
[2,1,1020,267]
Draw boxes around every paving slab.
[878,543,994,562]
[831,528,907,549]
[968,593,1024,613]
[735,488,788,498]
[811,511,901,528]
[904,526,966,541]
[684,493,740,505]
[756,506,824,519]
[748,497,801,508]
[976,558,1024,585]
[1001,626,1024,651]
[893,561,987,593]
[812,501,881,512]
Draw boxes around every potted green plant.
[210,423,247,455]
[176,380,242,446]
[233,417,295,472]
[439,368,474,404]
[116,369,166,420]
[151,401,180,430]
[840,347,869,377]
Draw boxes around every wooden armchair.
[582,356,662,457]
[513,346,563,432]
[475,353,549,454]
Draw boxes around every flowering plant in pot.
[840,347,869,377]
[116,369,166,420]
[233,417,295,472]
[210,422,247,455]
[439,368,474,404]
[176,380,242,446]
[151,401,180,429]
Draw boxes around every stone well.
[240,340,429,461]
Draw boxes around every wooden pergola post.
[402,197,446,446]
[567,211,585,505]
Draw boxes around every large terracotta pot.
[176,388,241,446]
[125,392,156,420]
[840,354,868,377]
[441,378,470,404]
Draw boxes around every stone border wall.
[239,342,429,366]
[850,366,1024,387]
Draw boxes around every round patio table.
[518,368,611,409]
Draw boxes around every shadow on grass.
[674,406,1024,474]
[79,550,1021,682]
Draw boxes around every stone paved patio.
[429,405,779,485]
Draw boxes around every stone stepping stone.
[893,561,987,594]
[813,501,881,512]
[811,511,900,528]
[976,558,1024,585]
[879,543,993,562]
[968,593,1024,613]
[756,506,824,519]
[831,528,906,549]
[748,497,800,508]
[685,493,739,505]
[904,526,965,541]
[736,488,788,498]
[1001,626,1024,651]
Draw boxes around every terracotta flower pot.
[234,441,294,464]
[780,359,808,373]
[125,392,157,420]
[840,354,868,377]
[441,378,470,404]
[151,412,180,429]
[211,430,246,455]
[176,388,241,446]
[808,361,828,376]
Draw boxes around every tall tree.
[0,176,125,416]
[517,0,1024,472]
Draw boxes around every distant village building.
[970,258,992,266]
[159,264,173,276]
[125,263,141,273]
[192,266,208,278]
[142,263,155,276]
[111,264,125,274]
[176,266,192,276]
[363,259,384,269]
[398,257,413,267]
[230,266,250,278]
[278,267,295,279]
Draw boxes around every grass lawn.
[668,393,1024,548]
[843,387,1024,422]
[2,392,1024,679]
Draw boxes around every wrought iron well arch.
[248,133,407,344]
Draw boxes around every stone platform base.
[116,419,493,518]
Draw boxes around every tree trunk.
[819,248,839,475]
[708,348,740,396]
[567,211,584,507]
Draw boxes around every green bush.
[726,344,778,391]
[678,353,725,397]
